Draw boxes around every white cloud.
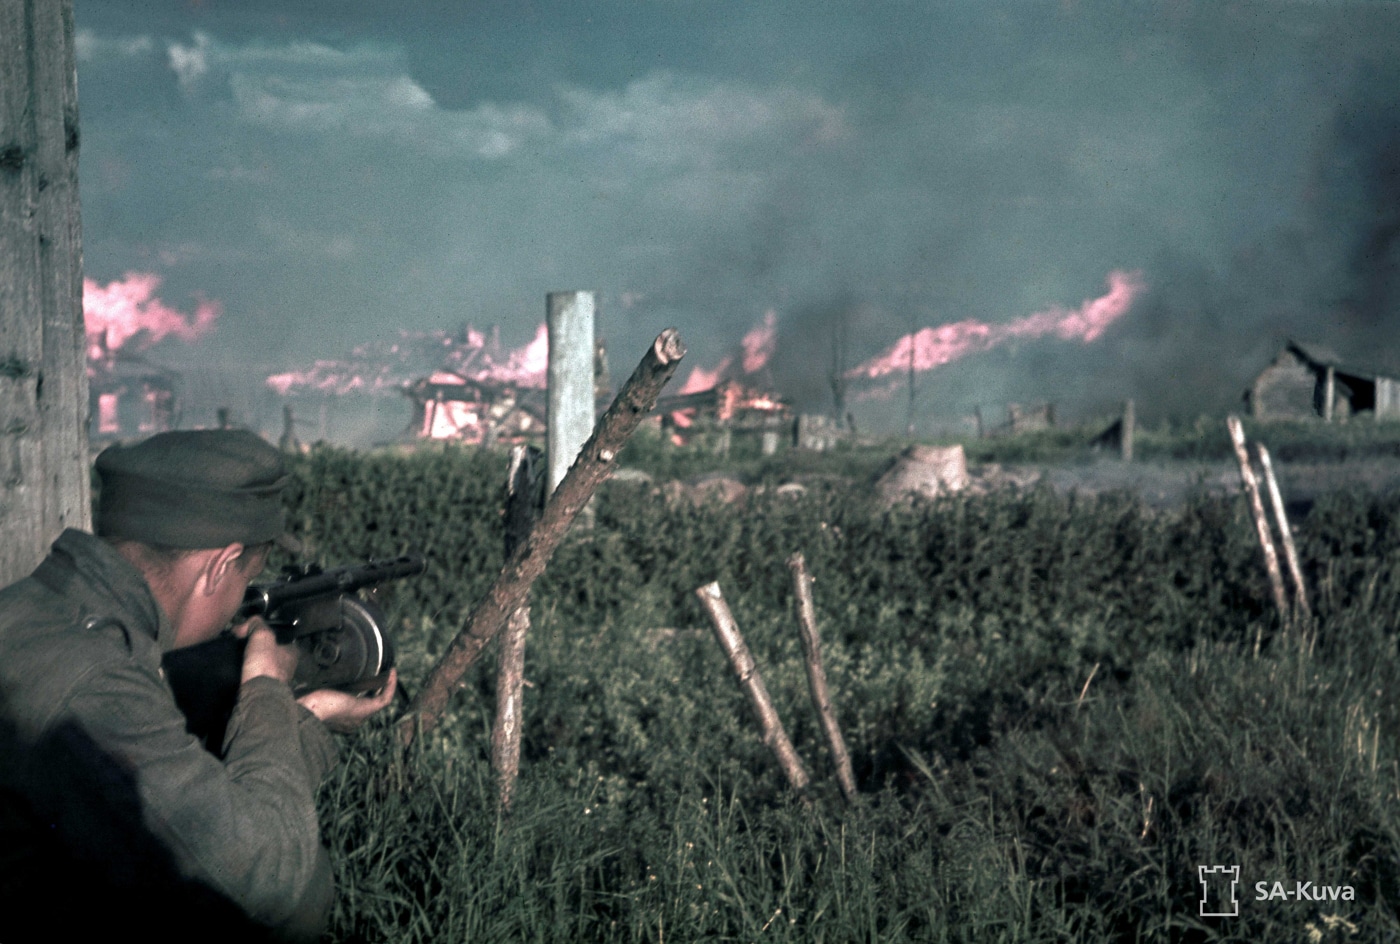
[161,32,848,173]
[167,32,211,89]
[559,75,850,162]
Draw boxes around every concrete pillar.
[1324,366,1335,423]
[546,291,596,494]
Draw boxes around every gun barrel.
[237,554,426,622]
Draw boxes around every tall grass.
[282,445,1400,942]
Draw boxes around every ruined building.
[1248,340,1400,422]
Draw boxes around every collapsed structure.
[404,372,548,444]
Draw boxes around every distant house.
[1247,340,1400,422]
[89,351,178,441]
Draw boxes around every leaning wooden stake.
[1255,443,1310,619]
[788,553,857,803]
[492,608,529,811]
[491,445,543,811]
[1226,415,1288,646]
[695,582,811,796]
[400,330,687,748]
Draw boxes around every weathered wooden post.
[696,581,811,797]
[1121,399,1135,463]
[1255,443,1310,619]
[0,0,89,587]
[788,553,857,803]
[546,291,596,495]
[278,404,300,454]
[1323,366,1336,423]
[492,444,543,812]
[1226,415,1289,647]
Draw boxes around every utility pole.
[906,308,917,438]
[1,0,89,586]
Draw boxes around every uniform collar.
[34,529,178,652]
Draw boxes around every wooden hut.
[1247,340,1400,422]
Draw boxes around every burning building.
[404,371,546,444]
[656,377,795,449]
[89,348,179,440]
[1248,340,1400,422]
[650,310,801,451]
[267,324,617,446]
[82,272,220,442]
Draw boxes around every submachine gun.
[163,553,426,748]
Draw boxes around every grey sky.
[73,1,1400,436]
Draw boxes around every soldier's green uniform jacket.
[0,529,337,941]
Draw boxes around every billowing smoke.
[1094,60,1400,424]
[83,272,220,362]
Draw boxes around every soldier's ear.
[203,542,248,595]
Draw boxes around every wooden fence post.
[1121,399,1135,463]
[696,581,810,796]
[1226,415,1289,648]
[788,553,857,802]
[1255,443,1309,619]
[492,444,543,811]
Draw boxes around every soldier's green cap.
[95,429,291,549]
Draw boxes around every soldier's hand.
[298,669,397,734]
[237,618,299,686]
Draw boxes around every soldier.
[0,430,396,942]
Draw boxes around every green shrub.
[279,444,1400,942]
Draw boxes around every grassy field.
[280,423,1400,942]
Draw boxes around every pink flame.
[677,309,779,396]
[477,323,547,388]
[679,356,733,395]
[849,270,1145,382]
[741,309,777,374]
[84,272,220,360]
[265,323,549,397]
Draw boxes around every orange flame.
[479,323,548,388]
[849,270,1145,385]
[677,308,779,396]
[741,309,777,374]
[679,356,732,395]
[83,272,220,360]
[266,323,549,397]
